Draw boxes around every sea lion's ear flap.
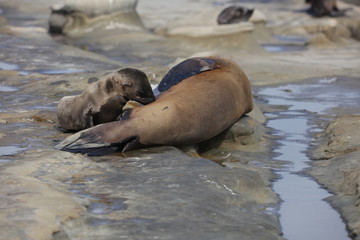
[158,58,220,92]
[122,135,140,152]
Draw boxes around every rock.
[63,0,138,17]
[309,115,360,239]
[0,147,282,240]
[311,115,360,160]
[49,0,143,36]
[309,152,360,239]
[156,7,257,37]
[199,115,265,153]
[0,152,85,240]
[197,103,266,155]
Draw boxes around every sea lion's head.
[107,68,156,105]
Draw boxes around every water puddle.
[0,146,26,156]
[257,77,359,240]
[87,198,127,215]
[0,61,19,71]
[0,85,18,92]
[37,69,86,75]
[0,60,85,76]
[262,35,308,52]
[67,176,127,216]
[262,44,307,53]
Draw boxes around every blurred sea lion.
[217,6,254,25]
[306,0,346,17]
[48,0,141,35]
[57,68,155,132]
[55,57,254,156]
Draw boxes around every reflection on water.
[87,198,127,215]
[68,176,127,216]
[262,44,307,53]
[267,116,349,240]
[0,85,18,92]
[0,61,19,71]
[258,78,355,240]
[259,77,359,114]
[38,69,86,75]
[0,146,26,156]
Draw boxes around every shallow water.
[258,77,360,240]
[0,61,19,71]
[37,69,86,75]
[261,44,307,53]
[0,85,18,92]
[0,146,25,156]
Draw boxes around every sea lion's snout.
[118,67,156,105]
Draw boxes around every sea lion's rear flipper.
[121,136,140,152]
[54,130,113,155]
[87,136,140,156]
[54,125,141,156]
[157,58,220,92]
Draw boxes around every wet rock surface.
[0,0,360,239]
[309,116,360,239]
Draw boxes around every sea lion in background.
[55,57,254,156]
[57,68,155,132]
[305,0,346,17]
[217,6,254,25]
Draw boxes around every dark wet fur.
[305,0,348,17]
[217,6,254,25]
[157,58,219,92]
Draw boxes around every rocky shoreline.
[1,0,360,239]
[309,115,360,239]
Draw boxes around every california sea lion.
[217,6,254,25]
[57,68,155,131]
[55,57,254,155]
[305,0,345,17]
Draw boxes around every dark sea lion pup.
[57,68,155,131]
[55,57,254,156]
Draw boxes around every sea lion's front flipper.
[157,57,220,92]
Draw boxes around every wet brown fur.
[57,68,155,131]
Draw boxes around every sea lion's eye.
[123,82,132,87]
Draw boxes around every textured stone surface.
[309,116,360,239]
[1,0,360,239]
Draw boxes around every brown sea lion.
[57,68,155,132]
[55,57,254,155]
[305,0,346,17]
